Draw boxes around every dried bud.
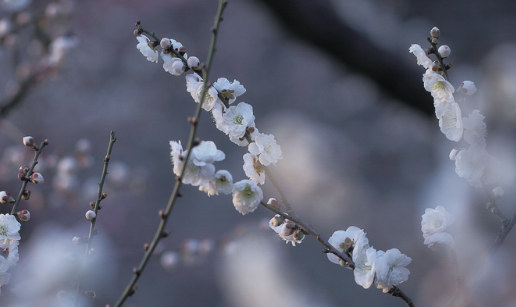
[16,209,30,222]
[160,38,171,49]
[19,165,30,175]
[431,37,438,44]
[0,191,15,204]
[84,290,96,300]
[23,136,35,147]
[438,45,451,58]
[187,56,200,70]
[72,236,88,245]
[30,173,44,184]
[492,187,504,200]
[85,210,96,221]
[430,27,440,38]
[458,81,477,95]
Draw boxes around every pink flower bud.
[23,136,34,147]
[30,172,44,184]
[0,191,15,204]
[171,60,186,76]
[430,27,440,38]
[19,165,29,175]
[85,210,96,221]
[17,209,30,222]
[438,45,451,58]
[21,189,31,200]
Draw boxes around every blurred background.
[1,0,516,306]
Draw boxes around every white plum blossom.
[213,78,246,105]
[268,216,304,246]
[136,35,158,63]
[409,44,433,69]
[421,206,455,249]
[196,85,220,111]
[186,73,204,102]
[232,179,263,215]
[169,140,225,187]
[423,70,455,106]
[0,239,19,268]
[458,81,477,95]
[200,170,234,196]
[248,133,283,166]
[243,153,265,185]
[454,146,489,187]
[221,102,255,139]
[462,110,486,147]
[0,214,20,244]
[439,102,463,142]
[161,51,186,76]
[48,36,78,66]
[327,226,364,266]
[374,248,411,293]
[354,247,378,289]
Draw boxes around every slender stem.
[72,131,117,307]
[388,286,415,307]
[427,37,449,81]
[10,139,49,215]
[112,2,227,306]
[263,166,292,213]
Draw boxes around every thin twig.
[111,2,227,306]
[73,131,117,307]
[10,139,49,215]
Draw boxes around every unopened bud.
[23,136,35,147]
[438,45,451,58]
[267,198,279,210]
[270,215,284,227]
[187,56,200,70]
[84,290,96,300]
[458,81,477,95]
[16,209,30,222]
[430,27,440,38]
[19,165,29,175]
[72,236,88,245]
[293,229,305,242]
[171,60,186,76]
[0,191,15,204]
[160,38,171,49]
[279,221,295,237]
[30,173,44,184]
[21,189,31,200]
[431,37,438,44]
[449,148,459,161]
[85,210,96,221]
[492,187,504,200]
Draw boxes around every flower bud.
[430,27,440,38]
[23,136,35,147]
[293,229,305,242]
[267,198,279,210]
[21,189,31,200]
[30,172,44,184]
[431,37,438,44]
[84,290,96,300]
[449,148,459,161]
[171,60,186,76]
[72,236,88,245]
[458,81,477,95]
[85,210,96,221]
[279,220,295,237]
[0,191,15,204]
[492,187,504,200]
[438,45,451,58]
[187,56,200,70]
[16,209,30,222]
[270,214,284,227]
[19,165,29,175]
[160,38,171,49]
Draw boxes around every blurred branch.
[255,0,434,117]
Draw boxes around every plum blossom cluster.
[0,214,20,294]
[327,226,411,293]
[409,27,498,188]
[421,206,455,250]
[137,28,283,216]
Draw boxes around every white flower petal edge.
[374,248,411,293]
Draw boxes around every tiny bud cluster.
[268,214,305,246]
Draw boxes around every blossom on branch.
[213,78,246,105]
[248,133,283,166]
[421,206,455,250]
[374,248,411,293]
[136,35,158,63]
[232,180,263,215]
[409,44,433,69]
